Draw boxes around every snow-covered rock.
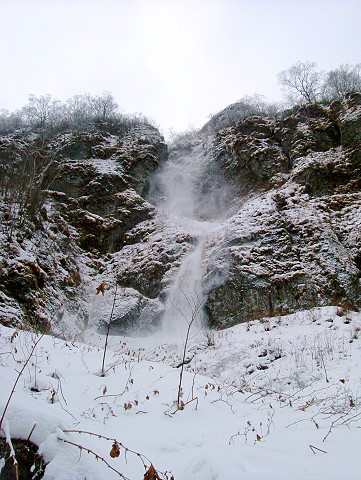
[203,95,361,327]
[0,123,167,333]
[0,97,360,333]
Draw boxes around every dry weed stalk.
[57,436,130,480]
[0,328,47,479]
[309,444,327,454]
[0,332,45,432]
[169,288,204,409]
[100,282,118,376]
[59,429,173,479]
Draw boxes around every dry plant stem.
[27,423,36,442]
[322,409,361,442]
[211,397,235,414]
[13,462,19,480]
[63,430,152,469]
[190,363,197,400]
[320,355,329,383]
[172,397,198,414]
[309,444,327,454]
[101,282,118,376]
[0,333,44,432]
[5,436,19,480]
[177,321,192,407]
[57,376,68,405]
[60,431,171,479]
[170,287,204,408]
[94,367,133,400]
[57,437,130,480]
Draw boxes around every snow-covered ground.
[1,306,361,479]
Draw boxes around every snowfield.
[1,306,361,479]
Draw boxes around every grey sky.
[1,0,360,135]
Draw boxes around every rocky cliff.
[0,123,168,334]
[202,95,361,327]
[109,95,361,330]
[0,96,360,335]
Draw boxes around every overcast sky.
[1,0,360,135]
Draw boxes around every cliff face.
[0,97,360,334]
[203,94,361,327]
[100,95,360,331]
[50,125,167,254]
[0,123,168,333]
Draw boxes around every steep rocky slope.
[0,123,167,334]
[109,95,361,329]
[202,95,361,326]
[0,96,360,334]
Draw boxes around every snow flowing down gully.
[148,140,229,341]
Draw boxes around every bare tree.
[89,91,118,120]
[323,64,361,101]
[22,94,60,127]
[0,109,23,132]
[238,94,281,118]
[278,61,324,105]
[1,92,156,134]
[0,142,59,240]
[65,94,93,125]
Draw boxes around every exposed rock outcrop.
[0,97,360,334]
[203,95,361,327]
[0,123,167,332]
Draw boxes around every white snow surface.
[1,306,361,479]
